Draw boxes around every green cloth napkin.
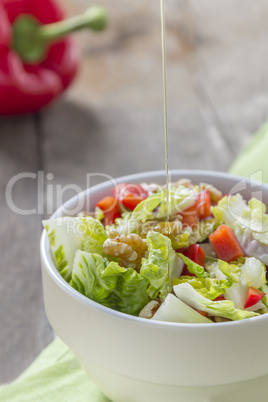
[1,122,268,401]
[0,338,110,402]
[229,122,268,183]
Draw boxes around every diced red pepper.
[180,205,198,229]
[244,288,265,309]
[181,244,205,276]
[209,224,245,263]
[96,196,121,225]
[112,183,148,210]
[213,295,225,301]
[196,190,211,220]
[195,309,208,317]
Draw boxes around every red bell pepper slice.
[244,288,265,309]
[195,309,208,317]
[213,295,225,301]
[96,196,121,226]
[209,225,245,263]
[0,0,107,115]
[112,183,148,211]
[181,244,205,276]
[180,205,198,229]
[196,190,211,220]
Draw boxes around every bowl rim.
[41,169,268,330]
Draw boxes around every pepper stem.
[40,6,107,40]
[12,6,107,64]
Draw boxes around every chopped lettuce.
[43,216,108,282]
[173,276,230,300]
[156,186,196,220]
[79,216,108,256]
[151,293,211,324]
[211,194,268,264]
[173,283,259,321]
[241,257,266,289]
[71,251,150,316]
[140,231,183,300]
[188,219,219,244]
[170,229,191,249]
[130,186,196,223]
[177,253,210,278]
[131,191,166,223]
[214,258,266,309]
[43,217,83,282]
[218,260,241,284]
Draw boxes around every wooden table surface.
[1,0,268,384]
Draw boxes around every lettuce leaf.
[173,283,259,321]
[151,293,211,323]
[188,219,219,244]
[177,253,210,278]
[211,194,268,264]
[71,251,150,316]
[173,276,230,300]
[140,231,183,300]
[131,191,166,223]
[43,216,108,282]
[130,186,196,223]
[156,186,196,220]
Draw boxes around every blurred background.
[1,0,268,384]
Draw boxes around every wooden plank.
[185,0,268,160]
[0,117,53,384]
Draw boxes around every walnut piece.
[139,300,160,319]
[103,234,148,271]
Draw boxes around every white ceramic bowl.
[41,170,268,402]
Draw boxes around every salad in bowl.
[43,176,268,325]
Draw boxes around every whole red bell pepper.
[0,0,107,115]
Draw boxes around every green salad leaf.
[173,276,230,300]
[43,216,108,282]
[177,253,210,278]
[152,293,212,324]
[71,251,150,316]
[156,186,196,220]
[173,283,259,321]
[131,191,166,223]
[140,231,182,300]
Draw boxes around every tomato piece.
[96,196,118,212]
[181,244,205,276]
[196,190,211,220]
[112,183,148,210]
[96,196,121,225]
[180,205,198,229]
[209,225,245,263]
[184,244,205,266]
[213,295,225,301]
[244,288,265,309]
[195,309,208,317]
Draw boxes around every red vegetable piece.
[244,288,265,309]
[180,205,198,229]
[112,183,148,210]
[96,196,121,225]
[196,190,211,220]
[181,244,205,276]
[213,295,225,301]
[209,225,245,263]
[195,309,208,317]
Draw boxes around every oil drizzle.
[160,0,169,220]
[160,0,171,287]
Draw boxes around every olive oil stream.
[160,0,171,286]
